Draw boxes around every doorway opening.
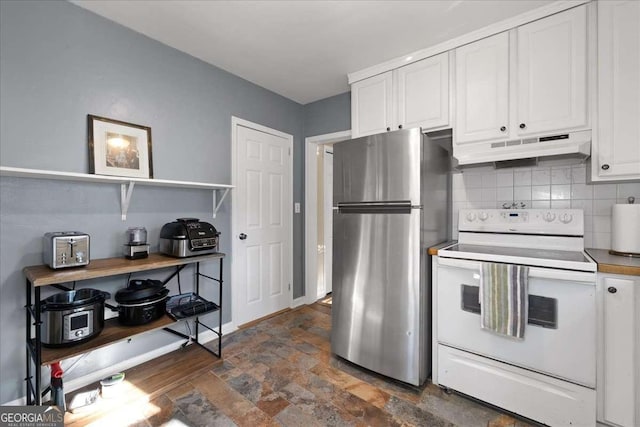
[304,130,350,305]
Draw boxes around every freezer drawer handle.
[337,201,413,214]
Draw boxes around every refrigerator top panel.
[333,128,422,205]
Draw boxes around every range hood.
[453,130,591,166]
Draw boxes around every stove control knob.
[466,212,477,222]
[478,212,489,221]
[559,213,573,224]
[543,212,556,222]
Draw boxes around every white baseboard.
[292,296,307,308]
[2,321,235,406]
[198,321,237,342]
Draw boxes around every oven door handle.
[437,257,595,283]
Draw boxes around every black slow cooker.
[115,279,169,326]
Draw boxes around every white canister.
[610,197,640,256]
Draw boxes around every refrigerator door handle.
[337,201,413,214]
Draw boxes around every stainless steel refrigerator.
[331,127,450,386]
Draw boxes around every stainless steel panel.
[333,128,422,205]
[421,131,452,248]
[331,208,423,385]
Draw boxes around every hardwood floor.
[64,303,534,426]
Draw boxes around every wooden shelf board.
[40,314,181,365]
[24,252,225,287]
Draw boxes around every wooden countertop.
[428,241,456,256]
[585,248,640,277]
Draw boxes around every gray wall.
[303,92,351,138]
[0,0,306,404]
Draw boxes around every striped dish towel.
[479,262,529,340]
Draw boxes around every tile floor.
[72,303,537,426]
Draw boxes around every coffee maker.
[123,227,149,259]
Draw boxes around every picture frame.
[88,114,153,179]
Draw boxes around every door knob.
[608,286,617,294]
[239,233,247,240]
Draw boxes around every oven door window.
[461,284,557,329]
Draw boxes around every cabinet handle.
[608,286,617,294]
[519,123,526,129]
[601,164,610,170]
[239,233,247,240]
[386,127,391,131]
[500,126,506,132]
[398,125,403,129]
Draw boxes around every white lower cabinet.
[598,273,640,427]
[592,0,640,182]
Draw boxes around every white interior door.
[323,148,333,295]
[233,121,292,326]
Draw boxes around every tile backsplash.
[451,164,640,249]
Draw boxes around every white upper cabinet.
[454,32,510,144]
[396,52,450,131]
[351,71,393,138]
[592,0,640,182]
[351,52,450,138]
[516,5,588,136]
[454,5,589,146]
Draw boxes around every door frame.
[304,130,351,304]
[231,116,294,328]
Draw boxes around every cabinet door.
[601,276,637,427]
[454,32,510,144]
[396,52,449,131]
[351,72,393,138]
[594,0,640,181]
[516,5,588,136]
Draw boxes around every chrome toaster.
[44,232,90,269]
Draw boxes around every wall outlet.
[294,202,301,213]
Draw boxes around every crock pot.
[41,288,110,347]
[115,279,169,326]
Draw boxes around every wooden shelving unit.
[24,253,223,287]
[0,166,233,219]
[24,252,225,405]
[38,316,176,366]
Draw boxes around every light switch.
[294,202,301,213]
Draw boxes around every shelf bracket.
[120,182,135,221]
[212,188,230,218]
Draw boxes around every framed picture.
[88,115,153,179]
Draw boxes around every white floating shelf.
[0,166,233,220]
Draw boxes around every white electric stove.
[433,209,597,427]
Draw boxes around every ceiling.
[71,0,554,105]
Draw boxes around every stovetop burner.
[439,209,596,272]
